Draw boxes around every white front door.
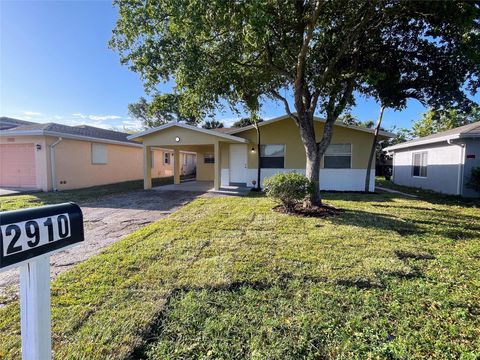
[229,144,247,184]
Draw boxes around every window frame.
[204,153,215,164]
[412,151,428,178]
[260,144,285,169]
[323,143,352,169]
[91,143,107,165]
[164,152,171,165]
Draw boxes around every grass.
[375,177,478,205]
[0,176,185,211]
[0,191,479,359]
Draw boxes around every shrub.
[264,172,313,211]
[467,166,480,191]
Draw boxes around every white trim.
[243,168,376,191]
[127,122,248,143]
[221,168,230,186]
[411,151,428,178]
[227,114,395,138]
[385,134,461,152]
[0,130,143,147]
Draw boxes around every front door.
[229,144,247,184]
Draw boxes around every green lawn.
[0,176,180,212]
[0,191,479,359]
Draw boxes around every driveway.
[0,189,204,306]
[0,187,40,196]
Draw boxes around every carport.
[128,123,249,190]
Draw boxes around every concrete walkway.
[376,186,418,198]
[153,180,251,195]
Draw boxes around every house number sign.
[0,203,84,360]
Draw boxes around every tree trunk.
[365,105,385,192]
[305,142,321,206]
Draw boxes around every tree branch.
[270,89,298,123]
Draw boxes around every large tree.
[202,120,224,129]
[411,106,480,138]
[112,0,479,206]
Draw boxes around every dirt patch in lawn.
[272,204,343,218]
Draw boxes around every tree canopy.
[411,106,480,138]
[112,0,480,205]
[232,117,264,128]
[202,120,224,129]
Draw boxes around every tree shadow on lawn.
[128,261,432,360]
[328,207,421,236]
[330,204,478,241]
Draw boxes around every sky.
[1,1,478,131]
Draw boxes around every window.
[324,143,351,169]
[412,152,427,177]
[204,153,215,164]
[164,152,170,165]
[260,144,285,168]
[91,143,107,164]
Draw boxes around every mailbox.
[1,202,84,270]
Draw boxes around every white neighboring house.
[384,122,480,197]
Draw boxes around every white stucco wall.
[392,142,463,195]
[462,139,480,197]
[221,168,375,192]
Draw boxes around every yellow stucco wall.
[191,145,215,181]
[140,126,234,146]
[52,138,172,190]
[234,117,379,169]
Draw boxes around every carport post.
[174,149,181,185]
[143,145,152,190]
[214,141,220,190]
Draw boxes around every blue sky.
[1,1,477,131]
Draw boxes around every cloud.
[72,113,88,119]
[23,111,42,116]
[72,113,121,121]
[88,115,121,121]
[54,115,63,120]
[121,119,143,131]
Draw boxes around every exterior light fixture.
[251,147,256,153]
[175,136,181,142]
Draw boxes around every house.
[384,122,480,197]
[128,114,394,191]
[0,117,196,191]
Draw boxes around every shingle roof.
[0,117,37,130]
[1,119,137,144]
[385,121,480,151]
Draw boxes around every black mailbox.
[0,202,84,270]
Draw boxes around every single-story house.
[128,114,394,192]
[0,117,196,191]
[384,122,480,197]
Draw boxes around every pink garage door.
[0,144,37,188]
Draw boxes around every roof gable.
[385,121,480,151]
[128,122,248,143]
[227,114,395,138]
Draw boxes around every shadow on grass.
[328,208,420,236]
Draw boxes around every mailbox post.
[0,203,84,360]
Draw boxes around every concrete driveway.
[0,187,40,196]
[0,189,204,306]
